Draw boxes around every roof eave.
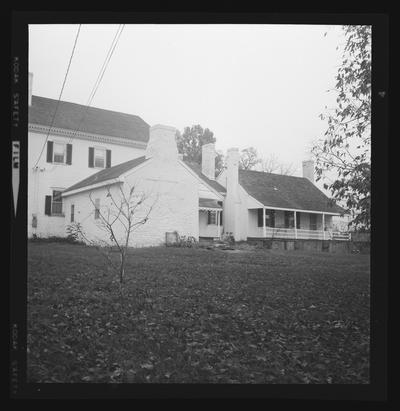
[62,178,123,197]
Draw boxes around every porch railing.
[263,227,350,241]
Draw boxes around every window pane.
[53,143,65,163]
[94,149,105,168]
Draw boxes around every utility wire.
[67,24,125,144]
[33,24,82,169]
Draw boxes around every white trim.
[199,207,222,211]
[179,160,224,201]
[29,123,148,149]
[248,202,341,216]
[62,178,122,197]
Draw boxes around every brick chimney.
[302,160,314,183]
[28,72,33,106]
[145,124,178,161]
[201,143,216,180]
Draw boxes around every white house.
[217,151,345,242]
[61,125,226,247]
[28,73,149,238]
[28,72,347,246]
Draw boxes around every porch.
[248,208,350,241]
[199,198,223,239]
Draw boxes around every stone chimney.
[145,124,178,161]
[302,159,314,183]
[28,72,33,106]
[201,143,216,180]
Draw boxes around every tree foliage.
[176,125,224,176]
[312,25,371,230]
[261,154,297,175]
[239,147,261,170]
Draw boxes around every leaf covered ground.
[27,243,370,384]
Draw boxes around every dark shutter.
[106,150,111,168]
[45,195,52,216]
[66,144,72,165]
[296,212,300,229]
[257,208,263,227]
[219,210,223,225]
[88,147,94,168]
[207,211,211,225]
[46,141,53,163]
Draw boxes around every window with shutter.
[296,212,301,229]
[70,204,75,222]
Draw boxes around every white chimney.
[28,72,33,106]
[226,147,239,192]
[201,143,216,180]
[145,124,178,161]
[302,160,314,183]
[224,147,240,240]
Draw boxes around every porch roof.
[239,170,345,214]
[199,198,223,210]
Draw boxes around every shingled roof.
[29,95,150,143]
[63,156,149,194]
[239,170,345,214]
[64,157,227,196]
[183,161,226,194]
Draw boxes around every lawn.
[27,242,370,384]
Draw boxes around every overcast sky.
[29,24,345,177]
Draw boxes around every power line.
[67,24,125,144]
[33,24,82,169]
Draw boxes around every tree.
[239,147,261,170]
[312,25,371,230]
[175,125,224,176]
[72,183,156,292]
[261,154,297,175]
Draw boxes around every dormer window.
[89,147,111,169]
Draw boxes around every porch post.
[294,211,298,239]
[263,207,266,238]
[217,210,220,238]
[322,213,326,240]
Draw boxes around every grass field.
[27,242,370,384]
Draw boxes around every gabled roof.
[199,198,223,209]
[183,161,226,193]
[63,156,148,194]
[239,169,345,214]
[29,95,149,143]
